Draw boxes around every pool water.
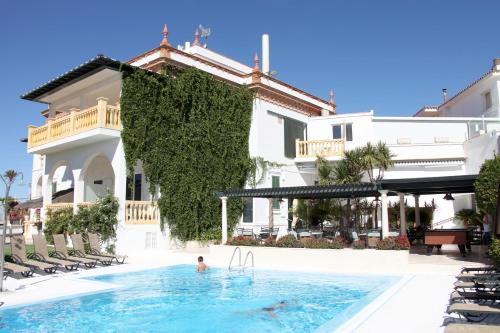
[1,265,399,332]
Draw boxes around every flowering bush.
[376,236,410,250]
[376,237,396,250]
[300,238,344,249]
[226,236,259,246]
[262,237,276,247]
[275,235,300,248]
[352,240,366,249]
[394,235,411,250]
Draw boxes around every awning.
[214,175,478,199]
[15,197,42,210]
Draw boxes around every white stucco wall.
[440,73,500,118]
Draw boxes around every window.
[134,174,142,201]
[126,174,142,200]
[51,182,57,194]
[332,124,353,141]
[485,91,492,110]
[345,123,353,142]
[332,125,342,139]
[145,232,157,249]
[284,117,305,158]
[272,176,280,209]
[242,198,253,223]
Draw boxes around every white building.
[21,25,500,254]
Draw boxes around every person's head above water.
[198,256,204,263]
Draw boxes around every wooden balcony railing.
[295,139,345,158]
[27,97,121,149]
[125,200,160,224]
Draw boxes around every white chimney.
[262,34,270,75]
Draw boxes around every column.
[96,97,109,127]
[72,169,84,214]
[221,197,228,244]
[41,174,51,223]
[380,190,389,239]
[414,194,421,227]
[399,192,407,235]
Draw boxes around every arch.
[33,175,43,199]
[81,154,115,201]
[47,160,71,196]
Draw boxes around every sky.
[1,0,500,199]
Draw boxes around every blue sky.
[1,0,500,199]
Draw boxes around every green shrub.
[72,194,119,243]
[262,237,276,247]
[300,237,345,249]
[489,237,500,268]
[44,207,74,244]
[226,236,259,246]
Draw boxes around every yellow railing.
[295,139,345,158]
[45,203,73,212]
[27,98,121,149]
[125,200,160,224]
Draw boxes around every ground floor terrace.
[0,243,496,332]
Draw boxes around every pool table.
[424,228,473,256]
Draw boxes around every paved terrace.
[0,244,495,333]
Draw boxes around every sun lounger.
[53,234,97,268]
[450,290,500,302]
[448,302,500,322]
[444,323,500,333]
[70,234,113,265]
[88,233,126,264]
[10,235,57,274]
[456,272,500,282]
[32,235,79,271]
[4,261,34,278]
[461,266,497,274]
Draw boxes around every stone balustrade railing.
[45,203,73,212]
[27,98,121,149]
[295,139,345,158]
[125,200,160,224]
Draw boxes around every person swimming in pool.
[261,301,288,318]
[196,256,208,272]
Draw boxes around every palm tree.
[0,170,21,291]
[362,141,394,182]
[361,142,394,228]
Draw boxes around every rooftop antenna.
[199,24,211,48]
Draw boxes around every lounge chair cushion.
[448,303,500,315]
[444,323,500,333]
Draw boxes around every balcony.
[27,98,121,154]
[295,139,345,161]
[125,201,160,225]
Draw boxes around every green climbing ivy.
[120,66,254,241]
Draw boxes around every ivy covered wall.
[120,66,254,241]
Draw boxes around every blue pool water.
[1,265,399,332]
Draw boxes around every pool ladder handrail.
[228,246,242,271]
[243,251,254,271]
[228,247,254,271]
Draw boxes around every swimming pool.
[1,265,399,332]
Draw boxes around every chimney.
[262,34,270,75]
[442,88,448,103]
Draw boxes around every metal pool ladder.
[228,246,254,271]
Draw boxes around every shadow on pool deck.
[409,244,491,267]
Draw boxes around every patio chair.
[10,235,57,274]
[70,234,113,266]
[456,272,500,282]
[447,302,500,322]
[32,235,79,271]
[242,228,254,238]
[53,234,97,268]
[444,323,500,333]
[298,231,312,239]
[4,261,34,278]
[236,228,244,236]
[88,233,126,264]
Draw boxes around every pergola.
[215,175,478,243]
